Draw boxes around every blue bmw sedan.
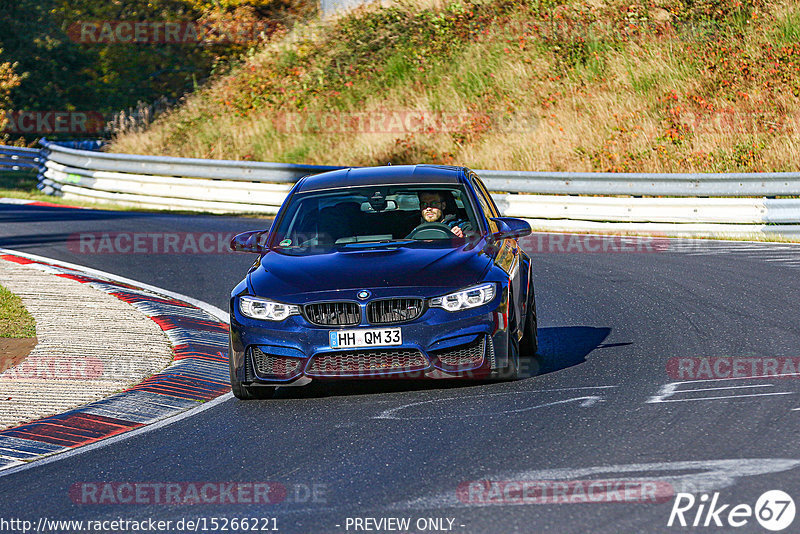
[228,164,537,399]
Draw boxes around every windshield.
[270,184,479,255]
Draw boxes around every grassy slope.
[111,0,800,173]
[0,284,35,338]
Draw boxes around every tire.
[520,288,542,377]
[495,290,519,381]
[231,377,276,400]
[521,292,538,357]
[503,332,520,380]
[229,349,276,400]
[235,384,277,400]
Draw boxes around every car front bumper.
[229,291,512,386]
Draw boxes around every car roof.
[294,164,468,193]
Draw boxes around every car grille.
[306,349,429,377]
[432,336,487,370]
[367,298,424,325]
[250,347,304,380]
[304,302,360,327]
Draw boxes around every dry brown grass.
[110,0,800,173]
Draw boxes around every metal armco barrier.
[3,140,799,237]
[477,169,800,197]
[0,145,41,172]
[41,140,341,182]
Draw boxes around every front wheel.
[234,384,277,400]
[229,349,276,400]
[231,378,277,400]
[493,291,519,381]
[501,332,520,380]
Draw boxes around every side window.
[470,175,499,233]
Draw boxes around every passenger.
[418,191,472,237]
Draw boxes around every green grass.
[0,284,35,338]
[629,69,660,95]
[773,7,800,45]
[279,142,313,162]
[383,53,416,89]
[0,170,39,198]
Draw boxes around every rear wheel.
[520,291,541,377]
[521,293,538,356]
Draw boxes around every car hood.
[248,242,493,299]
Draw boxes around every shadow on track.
[533,325,615,375]
[0,204,148,224]
[271,326,614,399]
[0,232,81,249]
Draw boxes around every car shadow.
[521,326,614,378]
[272,326,615,399]
[272,374,486,399]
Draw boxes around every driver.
[418,191,473,238]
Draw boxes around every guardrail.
[0,145,41,172]
[3,140,799,237]
[37,140,343,215]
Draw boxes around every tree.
[0,50,23,140]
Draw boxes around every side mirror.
[230,230,270,253]
[488,217,532,241]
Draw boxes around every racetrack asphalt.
[2,202,800,533]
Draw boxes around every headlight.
[429,283,496,312]
[239,296,300,321]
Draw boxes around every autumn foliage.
[108,0,800,173]
[0,0,316,139]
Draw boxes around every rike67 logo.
[668,490,795,531]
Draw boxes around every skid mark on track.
[372,386,615,420]
[391,458,800,510]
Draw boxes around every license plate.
[329,327,402,348]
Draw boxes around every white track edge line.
[0,393,233,478]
